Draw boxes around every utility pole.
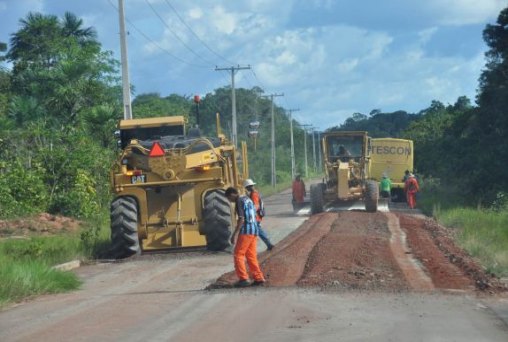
[311,128,317,172]
[317,130,322,173]
[215,65,251,148]
[261,93,284,187]
[118,0,132,120]
[287,108,300,180]
[301,124,312,178]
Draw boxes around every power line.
[250,67,267,90]
[107,0,209,68]
[163,0,236,65]
[145,0,215,66]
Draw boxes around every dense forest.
[1,7,508,220]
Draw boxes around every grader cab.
[110,115,247,258]
[310,131,378,214]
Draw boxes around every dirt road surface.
[1,189,508,341]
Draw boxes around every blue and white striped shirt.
[236,196,259,235]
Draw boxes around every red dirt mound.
[0,213,82,237]
[297,211,408,291]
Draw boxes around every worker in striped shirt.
[226,187,266,287]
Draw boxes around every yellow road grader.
[109,115,247,258]
[310,131,378,214]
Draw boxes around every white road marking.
[296,207,311,216]
[323,199,390,213]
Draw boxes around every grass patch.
[0,254,81,307]
[436,208,508,277]
[0,211,111,308]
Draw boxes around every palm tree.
[7,12,60,64]
[7,12,98,66]
[61,12,97,45]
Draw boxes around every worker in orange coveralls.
[404,173,420,209]
[225,187,266,288]
[292,174,306,211]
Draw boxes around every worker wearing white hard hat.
[243,179,256,188]
[243,178,274,251]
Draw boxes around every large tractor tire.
[364,180,379,212]
[203,189,232,251]
[110,196,140,259]
[310,184,324,214]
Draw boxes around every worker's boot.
[234,279,251,288]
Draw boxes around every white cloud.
[418,27,438,45]
[188,7,203,19]
[210,6,237,35]
[429,0,506,25]
[242,25,393,88]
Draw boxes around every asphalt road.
[1,188,507,341]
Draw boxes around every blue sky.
[0,0,506,130]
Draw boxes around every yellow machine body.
[310,131,378,213]
[369,138,414,190]
[110,115,248,254]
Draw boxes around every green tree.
[470,7,508,199]
[0,12,120,218]
[132,93,192,120]
[0,41,10,120]
[7,12,118,128]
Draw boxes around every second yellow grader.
[369,138,414,201]
[310,131,379,214]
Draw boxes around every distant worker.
[404,173,420,209]
[292,175,306,212]
[380,174,392,199]
[243,179,274,251]
[402,170,410,183]
[225,187,265,287]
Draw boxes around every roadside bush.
[437,208,508,277]
[54,169,101,219]
[0,161,49,218]
[491,191,508,212]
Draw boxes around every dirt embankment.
[211,211,507,294]
[399,214,506,293]
[0,213,81,237]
